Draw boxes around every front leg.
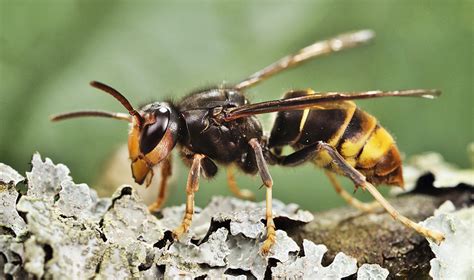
[148,155,172,212]
[172,154,204,239]
[249,138,275,255]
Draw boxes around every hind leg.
[316,142,445,244]
[277,141,445,244]
[277,145,379,212]
[325,171,380,213]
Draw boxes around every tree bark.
[286,180,473,279]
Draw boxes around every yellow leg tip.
[260,237,276,255]
[172,225,187,240]
[428,230,445,245]
[148,201,163,213]
[237,189,256,201]
[260,228,276,255]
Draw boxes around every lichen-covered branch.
[0,153,472,279]
[289,182,473,279]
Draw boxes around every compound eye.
[139,108,170,155]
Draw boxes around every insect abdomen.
[337,111,403,187]
[268,90,404,187]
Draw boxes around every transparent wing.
[235,30,375,90]
[224,89,441,121]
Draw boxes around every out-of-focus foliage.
[0,0,472,211]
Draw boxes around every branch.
[0,154,472,279]
[289,179,473,278]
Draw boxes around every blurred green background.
[1,0,472,212]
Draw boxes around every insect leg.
[275,146,377,212]
[277,144,318,166]
[148,155,173,212]
[324,171,380,213]
[172,154,204,239]
[316,142,445,244]
[249,139,275,254]
[226,165,255,200]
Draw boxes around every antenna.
[89,81,144,126]
[50,110,131,122]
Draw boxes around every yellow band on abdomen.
[357,126,395,169]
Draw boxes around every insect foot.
[148,201,163,213]
[424,227,446,245]
[260,223,277,255]
[172,212,193,240]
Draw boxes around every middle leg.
[226,165,256,200]
[249,138,275,254]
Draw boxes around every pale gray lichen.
[0,162,25,185]
[272,239,358,279]
[357,264,389,280]
[0,235,26,278]
[196,228,230,266]
[101,186,165,245]
[25,153,72,202]
[161,196,314,241]
[419,200,474,280]
[17,195,106,279]
[23,236,45,278]
[56,181,93,218]
[225,233,267,278]
[1,154,395,279]
[163,228,230,268]
[223,275,247,280]
[267,230,300,263]
[0,184,27,237]
[223,229,300,279]
[95,244,132,279]
[400,151,474,193]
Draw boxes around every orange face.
[128,110,175,186]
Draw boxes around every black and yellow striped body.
[268,90,403,187]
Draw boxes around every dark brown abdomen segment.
[269,90,404,187]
